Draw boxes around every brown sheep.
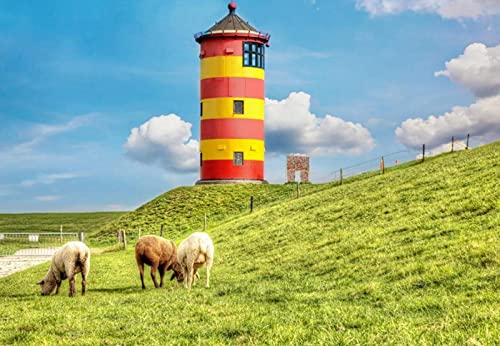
[135,235,183,289]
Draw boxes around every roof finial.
[228,2,237,14]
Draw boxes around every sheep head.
[37,279,57,296]
[170,261,184,283]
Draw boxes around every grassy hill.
[0,141,498,345]
[0,212,125,234]
[92,182,327,244]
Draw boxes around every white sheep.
[37,241,90,297]
[177,232,214,289]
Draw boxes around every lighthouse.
[195,2,270,184]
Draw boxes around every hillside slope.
[207,141,499,343]
[93,181,326,243]
[1,142,497,345]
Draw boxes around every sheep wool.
[38,241,90,297]
[177,232,214,289]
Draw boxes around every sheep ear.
[37,280,44,285]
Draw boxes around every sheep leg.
[187,267,195,289]
[69,275,76,297]
[55,280,62,295]
[158,264,167,288]
[81,272,87,296]
[150,264,160,288]
[183,266,189,289]
[80,260,89,296]
[137,262,146,289]
[205,257,213,288]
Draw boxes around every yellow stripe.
[201,56,265,80]
[201,98,264,120]
[201,139,265,161]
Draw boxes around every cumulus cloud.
[396,43,500,150]
[435,43,500,98]
[265,92,375,156]
[355,0,500,19]
[396,95,500,149]
[124,114,199,173]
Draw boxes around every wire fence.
[113,133,483,246]
[0,232,83,257]
[331,133,476,183]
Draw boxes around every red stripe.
[200,39,242,58]
[201,119,264,140]
[200,38,267,58]
[201,160,264,180]
[201,77,264,99]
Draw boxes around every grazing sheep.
[37,241,90,297]
[177,232,214,289]
[135,235,183,289]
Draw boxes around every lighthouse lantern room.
[195,2,270,184]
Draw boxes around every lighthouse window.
[243,42,265,69]
[233,100,244,114]
[200,102,203,117]
[234,152,244,166]
[200,153,203,167]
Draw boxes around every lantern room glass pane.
[243,53,250,66]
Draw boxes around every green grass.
[92,182,327,244]
[0,142,498,345]
[0,212,125,235]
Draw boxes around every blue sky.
[1,0,499,212]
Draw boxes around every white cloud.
[124,114,199,173]
[20,173,82,187]
[265,92,375,156]
[0,114,95,161]
[396,95,500,149]
[396,43,500,151]
[435,43,500,98]
[355,0,500,19]
[36,195,61,202]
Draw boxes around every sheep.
[135,235,183,289]
[37,241,90,297]
[176,232,214,289]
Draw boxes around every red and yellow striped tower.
[195,2,270,184]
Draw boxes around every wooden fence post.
[122,230,127,249]
[451,136,454,152]
[117,229,126,249]
[60,225,63,243]
[340,169,343,185]
[380,156,385,174]
[160,224,164,237]
[78,232,84,242]
[466,134,470,149]
[250,196,254,213]
[422,144,425,162]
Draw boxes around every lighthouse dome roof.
[194,2,270,44]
